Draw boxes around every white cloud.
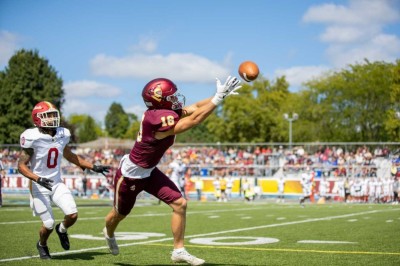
[275,66,330,88]
[90,53,230,83]
[0,31,20,67]
[302,0,400,68]
[327,33,400,66]
[62,80,123,122]
[130,37,158,53]
[62,98,107,123]
[320,25,378,44]
[303,0,399,26]
[63,80,122,98]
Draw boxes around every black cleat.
[36,241,51,259]
[55,223,70,250]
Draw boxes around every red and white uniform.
[20,127,77,218]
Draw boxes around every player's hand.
[92,165,111,177]
[36,177,54,191]
[211,76,241,105]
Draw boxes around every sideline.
[1,208,399,262]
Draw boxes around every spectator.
[225,176,234,201]
[194,177,204,201]
[276,175,286,203]
[0,159,4,207]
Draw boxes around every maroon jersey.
[129,109,182,168]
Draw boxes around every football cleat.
[103,227,119,255]
[36,241,51,259]
[55,223,70,250]
[171,249,205,265]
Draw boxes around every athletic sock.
[59,222,67,233]
[174,247,185,253]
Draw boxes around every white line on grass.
[0,207,264,225]
[1,208,399,262]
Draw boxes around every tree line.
[0,49,399,145]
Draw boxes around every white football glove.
[211,76,242,105]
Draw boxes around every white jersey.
[374,180,383,197]
[301,173,312,196]
[319,179,330,197]
[335,179,345,198]
[168,160,186,187]
[20,127,71,193]
[213,179,221,191]
[362,178,369,195]
[351,179,363,197]
[226,177,234,190]
[376,158,392,179]
[369,179,376,196]
[382,178,392,196]
[278,178,285,193]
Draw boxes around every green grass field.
[0,196,399,265]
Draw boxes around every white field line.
[0,208,399,262]
[0,207,263,225]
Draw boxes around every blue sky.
[1,0,399,126]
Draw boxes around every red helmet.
[31,101,60,128]
[142,78,185,110]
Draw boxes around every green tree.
[68,114,100,143]
[80,116,99,143]
[305,60,396,142]
[176,123,216,143]
[105,102,129,138]
[384,60,400,140]
[123,113,140,140]
[0,49,64,144]
[206,77,290,142]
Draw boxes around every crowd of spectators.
[0,144,399,179]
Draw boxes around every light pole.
[283,113,299,150]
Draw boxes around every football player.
[318,176,330,201]
[103,76,241,265]
[18,101,110,259]
[166,155,187,198]
[276,175,285,203]
[299,170,313,207]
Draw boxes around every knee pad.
[43,218,55,230]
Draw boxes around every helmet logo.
[151,84,163,102]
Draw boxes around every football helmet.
[142,78,185,110]
[32,101,60,128]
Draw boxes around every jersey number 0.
[47,147,59,168]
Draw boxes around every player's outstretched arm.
[63,146,111,176]
[182,76,241,117]
[182,97,213,117]
[156,76,241,138]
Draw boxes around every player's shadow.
[53,251,107,261]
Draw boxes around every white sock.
[174,247,185,253]
[59,222,67,233]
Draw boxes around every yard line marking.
[146,243,400,256]
[0,208,399,262]
[297,240,357,244]
[0,207,264,225]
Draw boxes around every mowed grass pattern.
[0,197,399,265]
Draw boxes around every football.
[238,61,259,82]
